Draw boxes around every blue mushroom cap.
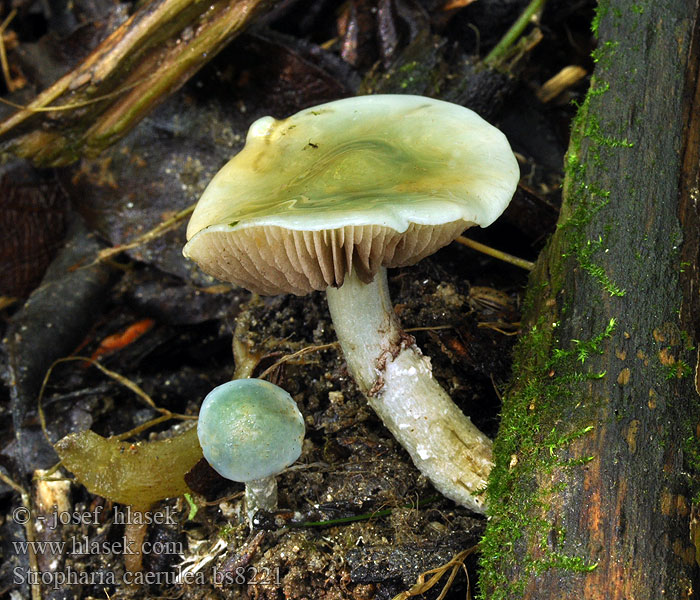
[197,379,305,482]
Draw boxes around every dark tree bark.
[479,2,700,599]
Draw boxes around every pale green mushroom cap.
[197,379,305,482]
[184,95,519,295]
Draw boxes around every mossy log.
[0,0,276,166]
[479,2,700,599]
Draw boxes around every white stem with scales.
[326,267,493,513]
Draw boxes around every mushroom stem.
[245,476,277,524]
[326,267,493,513]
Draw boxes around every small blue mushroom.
[197,379,305,525]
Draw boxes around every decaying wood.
[0,0,277,166]
[480,2,700,599]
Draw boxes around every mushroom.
[184,95,519,513]
[197,379,305,524]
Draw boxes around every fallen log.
[479,2,700,598]
[0,0,277,166]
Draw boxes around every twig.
[392,546,477,600]
[477,321,521,335]
[0,72,156,112]
[113,414,178,441]
[288,495,440,528]
[0,9,17,92]
[537,65,588,103]
[0,296,18,310]
[203,491,245,506]
[0,0,276,165]
[257,342,340,380]
[88,203,195,266]
[255,324,458,381]
[484,0,547,67]
[38,356,196,445]
[455,236,535,271]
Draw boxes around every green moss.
[591,41,619,66]
[663,359,692,380]
[684,428,700,504]
[680,329,695,350]
[398,61,419,73]
[558,162,624,297]
[184,493,198,520]
[477,314,612,599]
[398,63,420,89]
[557,73,629,298]
[552,318,616,364]
[583,113,633,149]
[590,3,606,39]
[219,524,237,541]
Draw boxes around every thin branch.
[455,235,535,271]
[483,0,547,67]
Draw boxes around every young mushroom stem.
[326,267,493,513]
[245,476,277,522]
